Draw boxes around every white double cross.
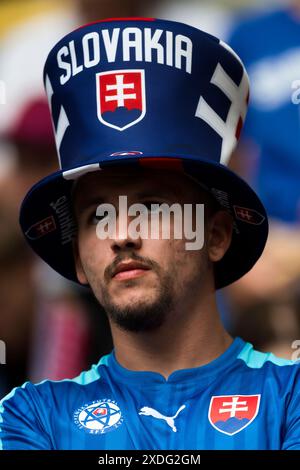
[219,396,248,418]
[195,57,249,165]
[105,74,136,107]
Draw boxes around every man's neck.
[109,290,232,379]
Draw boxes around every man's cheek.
[81,252,104,283]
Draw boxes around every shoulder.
[0,354,111,449]
[237,341,300,389]
[0,353,110,411]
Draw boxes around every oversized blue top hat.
[20,18,268,288]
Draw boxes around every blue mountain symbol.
[214,417,250,433]
[102,107,142,127]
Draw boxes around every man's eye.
[89,211,109,224]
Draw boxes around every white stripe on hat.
[63,163,101,180]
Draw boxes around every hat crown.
[43,18,249,173]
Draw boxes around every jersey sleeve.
[0,382,53,450]
[282,366,300,450]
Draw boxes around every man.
[0,18,299,450]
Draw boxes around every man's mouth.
[112,261,151,281]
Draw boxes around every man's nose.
[109,212,142,252]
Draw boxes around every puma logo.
[139,404,186,432]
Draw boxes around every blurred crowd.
[0,0,299,398]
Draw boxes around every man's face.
[73,166,226,332]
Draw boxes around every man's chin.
[100,272,174,332]
[108,291,156,309]
[110,278,156,296]
[103,298,171,333]
[107,283,159,309]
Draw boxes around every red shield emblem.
[208,394,260,435]
[96,69,146,131]
[25,216,56,240]
[93,408,107,417]
[233,206,265,225]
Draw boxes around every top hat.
[20,18,268,289]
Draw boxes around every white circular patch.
[74,399,123,435]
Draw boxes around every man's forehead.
[74,166,187,197]
[72,165,218,216]
[72,166,191,214]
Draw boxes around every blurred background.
[0,0,299,398]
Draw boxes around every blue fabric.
[1,337,299,449]
[229,8,300,222]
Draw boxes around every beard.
[102,285,174,332]
[83,252,175,332]
[101,272,174,332]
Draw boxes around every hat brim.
[19,154,268,289]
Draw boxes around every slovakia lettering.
[57,27,193,84]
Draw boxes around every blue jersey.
[0,337,300,450]
[228,9,300,223]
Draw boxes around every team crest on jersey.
[208,394,261,436]
[96,69,146,131]
[74,399,123,435]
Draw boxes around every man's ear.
[207,210,233,263]
[72,239,89,285]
